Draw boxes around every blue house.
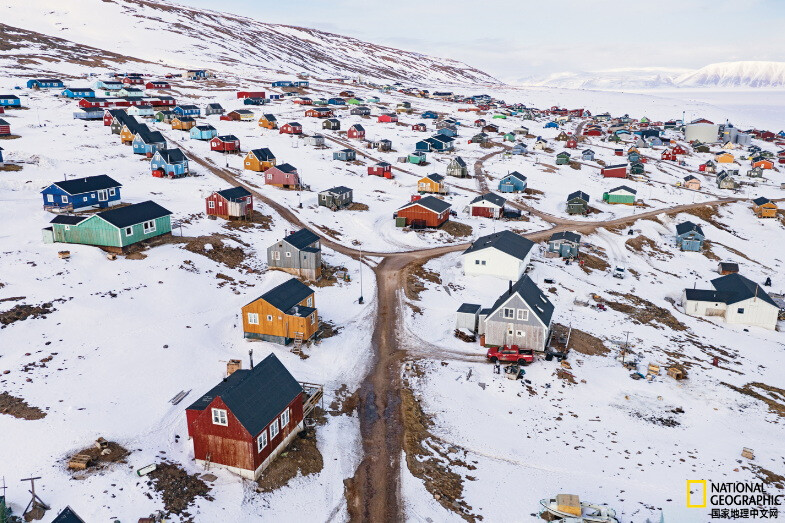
[547,231,581,259]
[328,98,346,105]
[132,128,166,155]
[416,136,454,152]
[510,143,527,155]
[582,149,596,161]
[271,81,293,87]
[41,175,122,211]
[190,124,218,141]
[333,149,356,161]
[294,81,309,87]
[648,137,663,147]
[544,121,559,129]
[268,94,283,101]
[435,128,458,138]
[151,148,189,177]
[0,95,22,107]
[27,79,64,89]
[675,221,705,252]
[498,171,528,193]
[173,105,201,117]
[61,87,95,98]
[73,107,104,120]
[422,111,438,119]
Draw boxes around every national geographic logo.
[687,480,783,519]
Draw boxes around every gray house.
[267,228,322,280]
[566,190,590,215]
[446,156,469,178]
[350,106,371,116]
[546,231,581,259]
[333,149,356,161]
[305,134,325,146]
[318,186,353,210]
[205,103,225,116]
[717,170,738,190]
[581,149,595,161]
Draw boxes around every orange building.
[242,278,319,346]
[244,148,277,172]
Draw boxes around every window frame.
[503,308,515,319]
[212,408,228,426]
[247,312,259,325]
[61,195,68,204]
[124,226,133,236]
[517,309,529,321]
[269,418,279,440]
[257,430,268,452]
[280,408,290,428]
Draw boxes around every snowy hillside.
[676,61,785,88]
[0,0,497,85]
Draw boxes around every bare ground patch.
[625,235,673,259]
[256,429,324,493]
[68,440,130,475]
[147,462,213,517]
[579,252,610,273]
[221,209,273,230]
[442,220,473,238]
[683,205,736,235]
[0,393,46,420]
[346,202,369,211]
[405,262,442,303]
[0,301,57,328]
[556,325,610,356]
[722,382,785,418]
[605,291,688,331]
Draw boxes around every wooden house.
[752,197,778,218]
[0,146,4,168]
[119,121,141,144]
[243,148,277,172]
[547,231,581,259]
[682,175,701,190]
[27,78,65,89]
[173,105,200,117]
[412,123,427,132]
[498,171,527,193]
[145,81,170,90]
[243,97,267,106]
[131,127,166,156]
[327,98,345,106]
[718,262,739,275]
[603,185,637,205]
[264,163,301,189]
[747,166,764,178]
[752,159,774,170]
[237,91,266,99]
[305,134,325,146]
[204,103,224,116]
[377,113,398,123]
[318,186,353,210]
[118,87,144,98]
[259,114,278,129]
[395,196,451,228]
[446,157,469,178]
[461,230,534,281]
[661,149,678,161]
[566,190,590,215]
[350,106,371,116]
[190,124,218,141]
[471,133,489,145]
[267,229,322,280]
[417,174,446,194]
[601,164,627,178]
[555,152,571,165]
[0,95,21,107]
[715,152,735,164]
[422,111,438,119]
[333,149,356,161]
[416,136,455,152]
[305,108,333,118]
[675,221,705,251]
[682,274,778,330]
[150,148,189,178]
[210,135,241,153]
[322,118,340,130]
[206,187,253,219]
[629,162,645,175]
[368,162,393,179]
[279,122,303,135]
[468,192,506,218]
[717,170,738,190]
[41,175,122,212]
[482,124,499,134]
[347,124,366,139]
[700,160,717,173]
[474,118,486,127]
[154,110,175,123]
[44,201,172,252]
[242,278,319,344]
[220,109,253,122]
[581,149,595,161]
[171,116,196,131]
[72,107,104,120]
[62,87,95,99]
[51,506,85,523]
[185,353,312,480]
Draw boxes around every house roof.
[216,186,252,201]
[285,122,302,127]
[50,215,88,225]
[98,200,172,228]
[216,135,239,142]
[502,171,527,182]
[549,231,581,244]
[273,163,297,174]
[718,262,739,272]
[470,192,506,207]
[375,162,391,167]
[50,175,122,195]
[603,163,627,170]
[567,190,589,202]
[283,228,320,250]
[176,104,199,110]
[351,124,365,131]
[710,273,777,307]
[457,303,481,314]
[194,124,216,131]
[462,230,534,261]
[322,186,352,195]
[608,185,637,195]
[186,352,303,437]
[250,277,315,314]
[450,156,467,167]
[398,195,451,214]
[261,113,276,120]
[753,197,771,206]
[488,275,554,327]
[425,173,444,183]
[675,221,704,236]
[156,148,187,164]
[249,148,275,161]
[684,175,698,181]
[51,506,86,523]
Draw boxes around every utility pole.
[358,248,364,304]
[622,330,632,364]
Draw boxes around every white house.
[462,230,534,281]
[467,192,507,219]
[682,274,779,330]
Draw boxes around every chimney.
[508,281,513,294]
[248,348,254,369]
[226,359,242,376]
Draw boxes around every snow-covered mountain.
[0,0,497,85]
[522,61,785,90]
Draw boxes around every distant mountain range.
[520,62,785,90]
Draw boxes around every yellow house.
[417,173,447,194]
[715,152,735,163]
[241,278,319,346]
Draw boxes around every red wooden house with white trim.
[0,118,10,137]
[237,91,266,99]
[395,196,451,228]
[601,164,627,178]
[412,123,427,132]
[210,135,241,153]
[368,161,393,179]
[145,81,170,89]
[264,163,301,189]
[279,122,303,135]
[671,145,687,155]
[347,124,365,139]
[305,108,333,118]
[566,138,578,149]
[121,76,144,85]
[205,186,253,219]
[661,149,678,161]
[378,113,398,123]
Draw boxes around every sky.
[178,0,785,82]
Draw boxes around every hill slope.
[0,0,497,84]
[675,61,785,88]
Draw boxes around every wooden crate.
[68,454,91,470]
[556,494,581,517]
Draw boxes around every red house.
[264,163,301,188]
[614,148,624,156]
[395,196,451,228]
[121,76,144,85]
[305,108,333,118]
[279,122,303,135]
[145,81,171,89]
[205,186,253,219]
[661,149,678,161]
[237,91,266,99]
[583,128,602,136]
[378,113,398,123]
[566,138,578,149]
[412,123,427,132]
[601,164,627,178]
[186,353,314,480]
[79,98,111,108]
[347,124,365,139]
[468,192,506,218]
[0,118,10,137]
[0,107,4,115]
[210,135,241,153]
[368,161,393,179]
[672,145,687,155]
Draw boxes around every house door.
[97,190,108,201]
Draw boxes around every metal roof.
[156,148,187,164]
[488,275,554,327]
[97,200,172,228]
[50,215,88,225]
[710,273,777,307]
[249,148,275,161]
[457,303,481,314]
[549,231,581,244]
[567,190,589,202]
[216,187,252,201]
[462,230,534,261]
[470,192,507,207]
[283,228,320,250]
[252,277,315,314]
[322,186,352,195]
[51,506,86,523]
[398,195,451,214]
[50,175,122,195]
[675,221,704,237]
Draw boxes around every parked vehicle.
[613,266,626,279]
[486,345,534,365]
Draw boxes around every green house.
[492,114,507,119]
[629,162,645,175]
[408,152,427,164]
[556,152,571,165]
[44,201,172,251]
[503,132,515,142]
[347,98,363,105]
[602,185,637,205]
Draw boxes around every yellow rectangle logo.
[686,480,707,508]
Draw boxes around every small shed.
[368,162,393,179]
[718,262,739,275]
[601,164,627,178]
[456,303,481,333]
[556,152,571,165]
[305,134,325,147]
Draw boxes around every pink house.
[264,163,301,189]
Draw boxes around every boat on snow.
[539,494,619,523]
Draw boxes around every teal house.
[44,201,172,252]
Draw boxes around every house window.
[475,260,480,265]
[64,225,70,231]
[143,220,156,234]
[247,313,259,325]
[280,408,290,427]
[266,315,273,321]
[737,308,744,314]
[481,260,486,265]
[208,201,215,209]
[245,161,251,166]
[516,330,524,337]
[269,418,279,440]
[307,297,313,307]
[90,193,96,198]
[83,197,88,202]
[267,174,272,180]
[285,252,292,258]
[517,309,529,321]
[61,195,68,204]
[46,194,54,203]
[273,251,280,261]
[503,308,515,319]
[251,428,268,455]
[507,324,514,335]
[124,226,133,236]
[212,408,228,426]
[310,313,316,325]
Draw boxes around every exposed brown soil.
[346,202,370,211]
[569,161,582,170]
[701,240,721,261]
[683,205,734,234]
[605,291,688,331]
[0,302,56,328]
[328,384,360,416]
[315,224,342,240]
[0,164,23,171]
[0,135,22,140]
[748,464,785,490]
[318,320,342,339]
[0,393,46,420]
[147,462,213,517]
[561,326,610,356]
[722,382,785,418]
[221,210,272,230]
[405,262,442,302]
[556,368,577,385]
[180,234,252,270]
[625,235,673,259]
[69,440,130,472]
[442,220,473,238]
[580,252,610,273]
[256,430,324,493]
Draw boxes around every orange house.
[752,197,778,218]
[416,173,447,194]
[752,159,774,170]
[119,124,137,145]
[171,117,196,131]
[242,278,319,346]
[259,114,278,129]
[715,152,735,163]
[683,175,701,191]
[244,148,277,172]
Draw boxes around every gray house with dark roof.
[318,186,353,210]
[682,273,779,330]
[547,231,581,259]
[267,228,322,280]
[462,230,534,280]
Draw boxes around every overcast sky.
[180,0,785,81]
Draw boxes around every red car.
[486,345,534,365]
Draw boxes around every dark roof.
[207,103,224,109]
[216,187,252,201]
[252,277,315,313]
[684,288,735,303]
[195,124,216,131]
[186,353,302,437]
[457,303,481,314]
[470,192,507,207]
[136,127,165,144]
[710,273,777,307]
[176,104,199,110]
[451,156,467,167]
[249,148,275,161]
[399,195,451,214]
[375,161,391,167]
[283,228,320,250]
[609,185,637,194]
[50,215,88,225]
[98,200,172,228]
[174,116,195,122]
[351,124,365,131]
[502,171,527,182]
[50,175,122,195]
[156,148,187,163]
[753,197,771,206]
[51,506,86,523]
[425,173,444,183]
[567,190,589,202]
[549,231,581,243]
[274,163,297,173]
[323,186,352,195]
[216,134,239,142]
[676,221,704,236]
[489,275,554,326]
[463,230,534,261]
[285,122,302,127]
[684,175,698,181]
[603,163,627,170]
[262,113,276,120]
